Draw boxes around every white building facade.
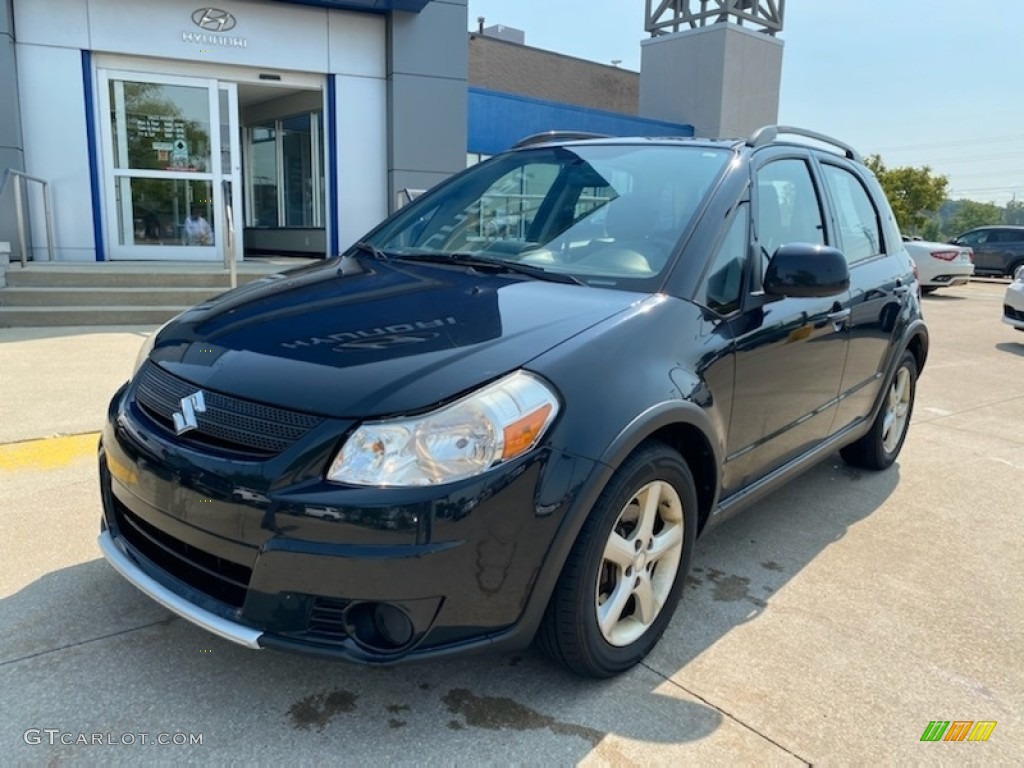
[1,0,468,263]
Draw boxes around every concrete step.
[0,306,190,327]
[4,268,267,289]
[0,286,226,307]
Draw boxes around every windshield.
[364,144,731,289]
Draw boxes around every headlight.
[326,370,560,487]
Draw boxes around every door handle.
[827,307,851,332]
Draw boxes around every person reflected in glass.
[184,207,213,245]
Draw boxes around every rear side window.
[820,164,883,264]
[995,229,1024,244]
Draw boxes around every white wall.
[640,23,783,139]
[13,0,388,260]
[16,44,95,261]
[335,75,388,250]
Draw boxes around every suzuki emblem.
[173,391,206,435]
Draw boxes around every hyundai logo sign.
[192,8,237,32]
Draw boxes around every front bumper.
[99,530,263,648]
[1003,282,1024,330]
[99,376,595,662]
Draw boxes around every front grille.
[1005,304,1024,322]
[112,496,253,609]
[134,361,323,456]
[306,597,351,643]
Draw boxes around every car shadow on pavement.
[921,293,966,301]
[995,341,1024,356]
[642,451,899,687]
[0,453,896,761]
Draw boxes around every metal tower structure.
[645,0,786,37]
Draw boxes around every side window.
[996,229,1023,244]
[958,231,981,246]
[755,159,825,272]
[821,164,883,263]
[697,204,748,315]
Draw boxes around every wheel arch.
[905,323,929,375]
[596,402,722,536]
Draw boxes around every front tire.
[537,441,697,677]
[841,350,918,470]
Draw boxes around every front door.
[723,156,849,492]
[98,71,242,261]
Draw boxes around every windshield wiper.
[392,252,584,286]
[350,241,390,260]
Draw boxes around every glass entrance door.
[98,71,241,261]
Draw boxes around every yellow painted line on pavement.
[0,432,100,472]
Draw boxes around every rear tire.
[536,441,697,678]
[1009,260,1024,280]
[841,350,918,470]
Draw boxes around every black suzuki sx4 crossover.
[99,127,928,677]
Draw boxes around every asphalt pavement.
[1,281,1021,764]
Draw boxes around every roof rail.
[746,125,863,163]
[511,130,612,149]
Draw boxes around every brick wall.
[469,34,639,116]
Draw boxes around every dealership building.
[0,0,784,266]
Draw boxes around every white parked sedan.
[903,239,975,294]
[1003,266,1024,331]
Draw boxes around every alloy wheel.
[595,480,685,647]
[882,366,912,454]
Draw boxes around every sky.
[466,0,1024,205]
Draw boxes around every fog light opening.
[344,602,415,653]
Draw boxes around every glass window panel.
[116,178,215,246]
[282,113,313,227]
[111,81,212,173]
[249,123,279,227]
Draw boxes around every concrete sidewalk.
[0,325,153,443]
[1,285,1022,763]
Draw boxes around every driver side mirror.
[764,243,850,299]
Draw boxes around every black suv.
[950,225,1024,277]
[99,126,928,678]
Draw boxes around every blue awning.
[271,0,432,12]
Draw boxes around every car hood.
[147,257,646,419]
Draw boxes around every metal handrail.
[1,168,56,266]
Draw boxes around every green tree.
[948,199,1003,234]
[864,155,948,235]
[919,218,942,242]
[1005,199,1024,225]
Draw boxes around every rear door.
[958,229,998,272]
[724,155,849,492]
[817,159,910,434]
[993,229,1024,275]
